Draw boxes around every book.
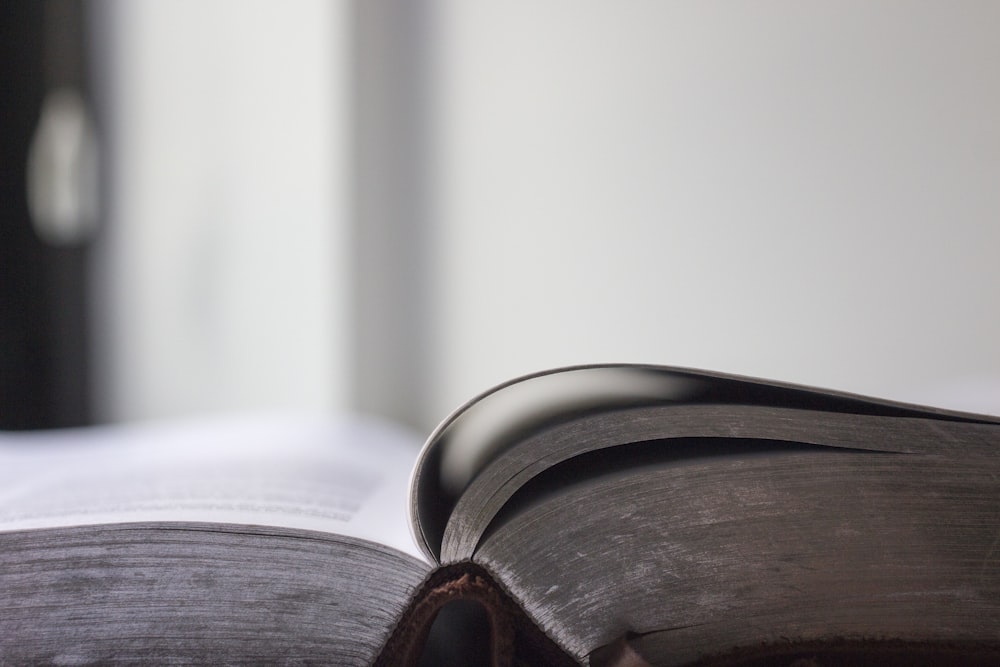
[2,364,1000,666]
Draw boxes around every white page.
[0,414,426,560]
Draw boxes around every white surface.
[0,415,425,560]
[421,1,1000,426]
[92,0,350,421]
[87,2,1000,429]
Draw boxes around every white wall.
[421,1,1000,425]
[92,1,350,422]
[88,1,1000,428]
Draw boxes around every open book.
[3,365,1000,666]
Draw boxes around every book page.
[0,414,426,560]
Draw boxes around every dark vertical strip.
[83,0,116,425]
[0,0,92,429]
[351,0,436,430]
[41,0,92,428]
[0,2,49,429]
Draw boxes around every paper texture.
[0,414,424,559]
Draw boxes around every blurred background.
[2,0,999,433]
